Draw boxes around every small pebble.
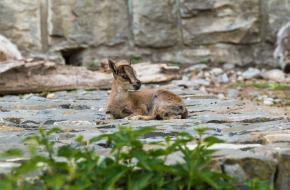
[263,98,274,106]
[220,73,230,84]
[227,89,239,99]
[98,107,105,112]
[261,69,285,82]
[210,68,224,76]
[241,68,261,79]
[218,93,226,100]
[46,93,56,99]
[237,76,244,81]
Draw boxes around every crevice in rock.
[284,64,290,73]
[206,120,232,124]
[60,48,84,66]
[40,0,49,52]
[220,160,226,174]
[273,164,280,189]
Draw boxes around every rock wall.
[0,0,289,67]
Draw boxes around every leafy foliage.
[0,126,271,190]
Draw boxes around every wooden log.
[0,60,112,95]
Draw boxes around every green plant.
[130,55,143,64]
[0,127,271,190]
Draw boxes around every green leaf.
[0,149,23,158]
[203,136,224,147]
[43,174,66,190]
[0,179,14,190]
[75,136,85,144]
[195,127,209,136]
[128,172,153,190]
[104,166,128,190]
[47,127,63,135]
[198,171,221,190]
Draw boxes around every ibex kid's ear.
[108,59,118,76]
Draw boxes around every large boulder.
[155,44,242,65]
[131,0,179,48]
[48,0,129,47]
[221,149,276,187]
[0,0,42,52]
[180,0,261,45]
[275,149,290,190]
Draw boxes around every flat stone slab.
[0,88,289,143]
[0,87,289,188]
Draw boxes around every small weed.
[130,55,143,64]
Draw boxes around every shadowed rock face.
[274,22,290,73]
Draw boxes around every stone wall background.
[0,0,289,67]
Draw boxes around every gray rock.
[222,149,276,186]
[227,89,239,99]
[223,63,235,71]
[191,79,210,87]
[217,93,226,100]
[0,0,42,51]
[131,0,178,48]
[48,0,129,46]
[261,69,286,82]
[241,68,261,79]
[210,68,224,76]
[218,73,230,84]
[180,0,261,45]
[263,98,274,106]
[157,45,242,65]
[183,64,208,73]
[275,149,290,190]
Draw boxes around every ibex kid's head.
[108,59,141,90]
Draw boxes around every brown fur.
[106,60,188,120]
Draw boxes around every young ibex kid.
[106,59,188,120]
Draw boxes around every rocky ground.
[0,65,289,189]
[181,63,290,107]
